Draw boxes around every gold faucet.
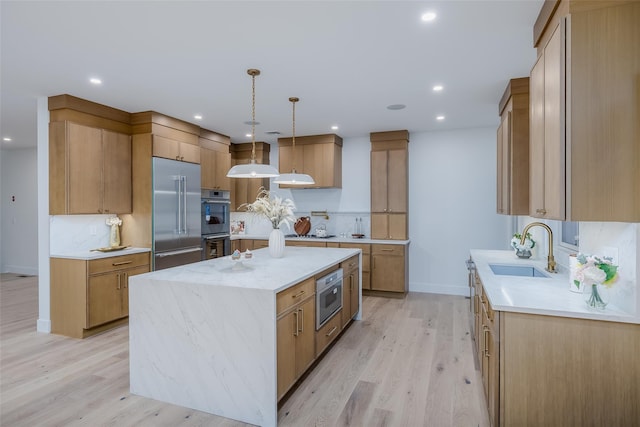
[520,222,557,273]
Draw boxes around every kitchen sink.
[489,263,549,278]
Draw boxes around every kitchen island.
[128,246,361,427]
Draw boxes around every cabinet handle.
[181,156,184,161]
[112,261,133,266]
[293,311,299,337]
[536,208,547,214]
[350,274,353,291]
[326,326,338,337]
[117,273,121,290]
[483,326,490,358]
[298,308,304,333]
[291,290,305,299]
[123,272,128,289]
[176,156,180,161]
[380,249,394,252]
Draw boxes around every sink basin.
[489,263,549,278]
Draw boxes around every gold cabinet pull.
[380,249,394,252]
[536,208,547,214]
[293,311,299,337]
[326,326,338,337]
[112,260,133,266]
[483,326,490,357]
[123,272,128,289]
[298,308,304,333]
[291,290,305,299]
[117,273,121,290]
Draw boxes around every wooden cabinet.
[286,240,326,248]
[230,142,271,211]
[276,278,315,400]
[340,255,360,328]
[370,131,408,240]
[277,134,342,188]
[529,2,640,221]
[50,252,150,338]
[131,111,201,164]
[496,78,529,215]
[339,243,370,290]
[200,129,231,190]
[49,121,132,215]
[152,134,200,163]
[371,244,407,294]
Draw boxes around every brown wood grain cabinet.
[276,278,315,400]
[49,121,132,215]
[473,268,639,426]
[496,78,529,215]
[529,1,640,221]
[277,134,342,188]
[371,244,407,294]
[200,129,231,191]
[339,243,370,290]
[50,252,150,339]
[340,255,360,329]
[131,111,201,164]
[230,142,271,211]
[370,131,408,240]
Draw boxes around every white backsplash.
[231,211,370,238]
[50,214,115,253]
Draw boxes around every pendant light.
[227,69,280,178]
[273,97,315,185]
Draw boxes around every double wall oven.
[201,190,231,260]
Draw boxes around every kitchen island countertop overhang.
[128,246,362,427]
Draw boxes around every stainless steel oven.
[201,190,231,236]
[316,268,343,330]
[202,234,231,260]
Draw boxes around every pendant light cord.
[290,97,299,173]
[251,71,257,161]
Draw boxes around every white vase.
[269,228,285,258]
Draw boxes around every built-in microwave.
[316,268,343,330]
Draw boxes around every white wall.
[0,147,39,275]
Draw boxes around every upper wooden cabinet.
[370,130,409,240]
[497,78,529,216]
[277,134,342,188]
[200,128,231,191]
[230,142,270,211]
[131,111,201,164]
[529,1,640,221]
[49,121,132,215]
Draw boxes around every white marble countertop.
[133,246,360,293]
[50,247,151,260]
[231,233,410,245]
[471,249,639,324]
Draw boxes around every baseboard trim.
[3,265,39,276]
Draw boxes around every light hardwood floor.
[1,274,490,426]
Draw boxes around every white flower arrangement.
[510,232,535,251]
[106,216,122,227]
[240,188,296,230]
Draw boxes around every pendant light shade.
[273,97,315,185]
[227,69,280,178]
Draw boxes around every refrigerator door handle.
[174,175,182,235]
[156,247,202,257]
[182,175,188,234]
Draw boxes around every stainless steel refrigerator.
[152,157,202,270]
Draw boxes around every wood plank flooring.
[1,274,489,426]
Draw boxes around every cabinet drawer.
[253,239,269,249]
[339,243,371,254]
[89,252,150,275]
[277,277,315,316]
[372,244,404,256]
[316,311,342,357]
[340,255,359,272]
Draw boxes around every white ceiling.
[0,0,542,150]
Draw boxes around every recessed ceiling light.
[194,115,202,120]
[89,77,102,85]
[3,137,12,142]
[331,125,338,130]
[421,12,437,22]
[433,85,444,92]
[436,115,445,121]
[245,133,253,138]
[387,104,406,110]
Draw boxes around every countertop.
[231,233,410,245]
[471,249,639,324]
[132,246,361,293]
[50,247,151,260]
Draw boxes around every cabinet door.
[530,54,546,216]
[370,213,388,240]
[200,147,216,189]
[295,298,315,377]
[371,254,405,292]
[370,150,388,212]
[102,129,132,214]
[387,214,407,240]
[341,270,352,328]
[152,135,180,160]
[179,142,201,164]
[214,150,231,190]
[67,123,103,214]
[349,267,360,320]
[386,149,407,213]
[87,272,123,328]
[496,114,510,214]
[277,310,297,399]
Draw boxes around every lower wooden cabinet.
[315,310,342,358]
[51,252,150,338]
[341,255,360,328]
[339,243,370,290]
[475,275,499,426]
[371,244,407,294]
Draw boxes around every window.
[560,221,579,249]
